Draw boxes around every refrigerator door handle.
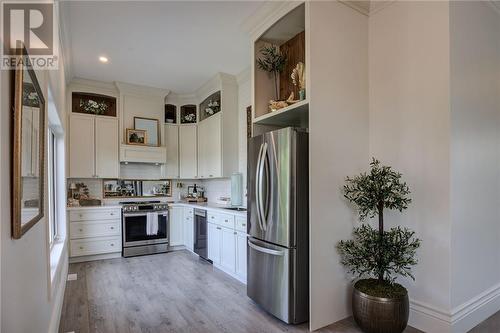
[257,142,268,231]
[248,239,284,256]
[262,144,270,228]
[255,142,265,231]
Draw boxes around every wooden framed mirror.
[11,43,46,239]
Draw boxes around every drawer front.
[69,209,121,222]
[208,212,218,224]
[184,207,194,221]
[235,216,247,232]
[218,213,235,229]
[70,237,121,257]
[70,220,121,239]
[208,212,235,229]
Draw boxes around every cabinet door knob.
[234,232,237,235]
[110,243,114,246]
[110,226,115,230]
[79,228,83,232]
[110,213,114,216]
[225,219,228,222]
[79,214,83,218]
[242,224,246,227]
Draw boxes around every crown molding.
[339,1,370,16]
[485,0,500,16]
[56,0,73,84]
[241,1,304,41]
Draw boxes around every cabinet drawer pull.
[110,226,115,230]
[209,175,213,177]
[79,246,84,250]
[216,227,221,230]
[79,214,83,218]
[211,216,215,219]
[234,232,237,235]
[79,228,83,232]
[110,213,114,216]
[242,223,246,227]
[110,243,114,246]
[225,219,228,222]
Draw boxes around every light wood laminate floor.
[59,250,422,333]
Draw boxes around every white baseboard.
[409,282,500,333]
[48,254,68,333]
[451,282,500,333]
[409,300,452,333]
[69,252,121,263]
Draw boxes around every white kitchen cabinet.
[207,222,222,265]
[179,125,197,179]
[235,231,247,282]
[169,206,183,246]
[95,117,119,178]
[197,113,221,178]
[68,207,122,262]
[70,114,95,178]
[69,114,119,178]
[165,124,179,178]
[183,207,194,251]
[220,227,236,272]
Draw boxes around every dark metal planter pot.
[352,285,409,333]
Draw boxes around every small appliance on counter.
[121,201,169,257]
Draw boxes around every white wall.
[308,1,369,330]
[450,2,500,331]
[0,3,68,332]
[237,68,251,206]
[369,2,452,331]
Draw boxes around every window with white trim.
[48,127,58,245]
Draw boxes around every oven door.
[122,212,168,247]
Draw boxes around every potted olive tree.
[338,159,421,333]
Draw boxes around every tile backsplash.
[66,177,242,206]
[67,178,103,199]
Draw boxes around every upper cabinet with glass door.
[196,73,239,179]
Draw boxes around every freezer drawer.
[247,237,308,324]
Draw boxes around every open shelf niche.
[253,3,308,129]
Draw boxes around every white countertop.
[66,202,247,217]
[66,205,122,211]
[168,202,247,217]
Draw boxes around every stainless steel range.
[121,201,169,257]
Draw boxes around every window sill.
[50,237,67,284]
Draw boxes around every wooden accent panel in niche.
[72,92,117,117]
[279,31,305,101]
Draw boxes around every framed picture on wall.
[134,117,159,146]
[126,128,147,145]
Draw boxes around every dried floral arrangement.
[80,99,109,115]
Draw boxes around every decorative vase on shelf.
[299,89,306,101]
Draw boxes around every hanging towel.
[146,212,152,236]
[147,212,159,236]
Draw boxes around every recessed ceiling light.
[99,56,108,63]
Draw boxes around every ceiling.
[60,1,263,93]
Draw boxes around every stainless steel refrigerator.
[247,127,309,324]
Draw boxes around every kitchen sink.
[223,207,247,212]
